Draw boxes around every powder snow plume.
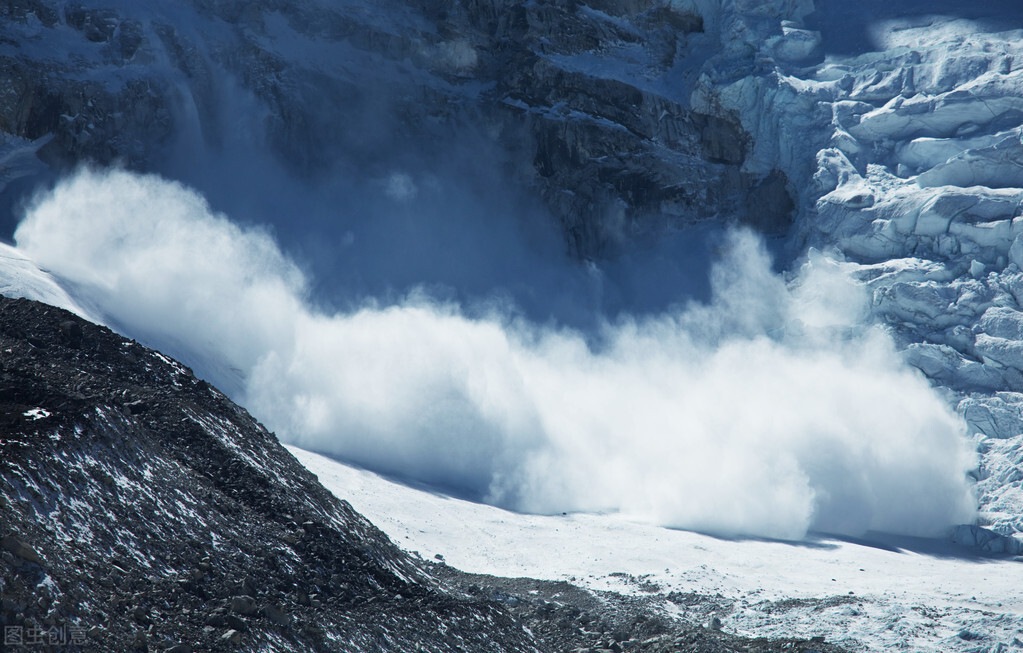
[14,168,978,540]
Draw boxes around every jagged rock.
[204,613,225,627]
[229,595,257,615]
[262,604,290,626]
[224,615,247,632]
[1,534,43,564]
[220,628,243,644]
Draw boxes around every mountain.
[1,294,532,652]
[0,294,854,652]
[3,0,1023,650]
[4,0,1021,547]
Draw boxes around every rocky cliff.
[0,0,794,256]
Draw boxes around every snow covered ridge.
[689,2,1023,544]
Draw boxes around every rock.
[220,629,242,644]
[58,320,83,346]
[229,595,257,615]
[262,604,289,625]
[0,0,774,261]
[1,535,43,564]
[204,613,225,627]
[224,615,247,631]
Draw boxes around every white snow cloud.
[14,168,978,540]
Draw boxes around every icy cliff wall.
[690,1,1023,539]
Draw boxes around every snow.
[290,445,1023,653]
[22,408,50,420]
[690,0,1023,548]
[6,180,981,541]
[0,243,97,320]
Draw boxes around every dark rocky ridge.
[0,296,849,652]
[0,294,538,652]
[0,0,794,258]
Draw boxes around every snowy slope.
[292,446,1023,653]
[0,242,96,320]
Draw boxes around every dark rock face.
[0,0,793,258]
[0,295,536,652]
[0,297,846,652]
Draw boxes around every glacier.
[686,0,1023,542]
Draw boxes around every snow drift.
[14,168,977,540]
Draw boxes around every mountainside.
[0,0,794,258]
[1,294,852,652]
[1,294,535,652]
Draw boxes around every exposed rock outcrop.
[0,295,537,652]
[0,0,794,257]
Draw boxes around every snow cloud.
[14,168,977,540]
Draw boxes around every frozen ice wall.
[691,0,1023,538]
